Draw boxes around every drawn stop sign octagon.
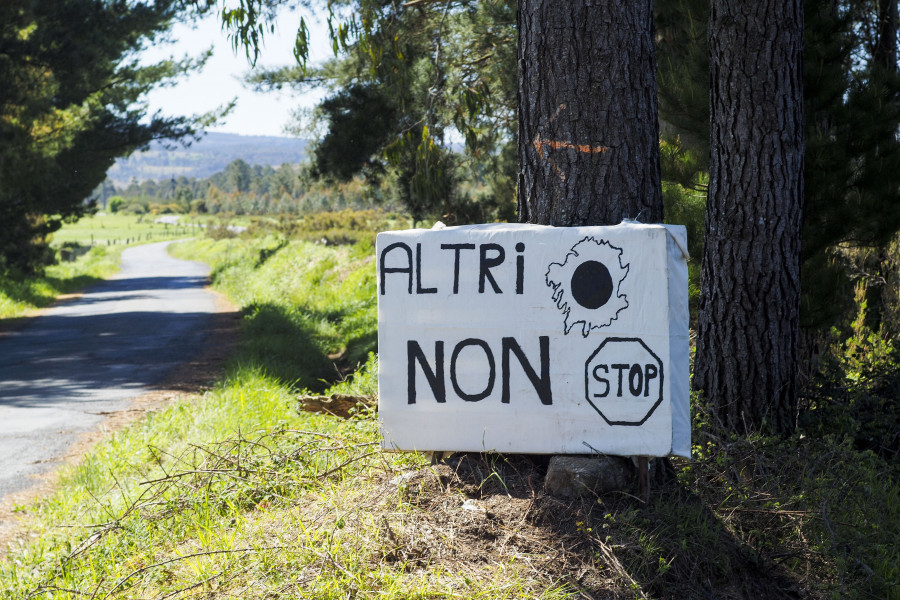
[585,337,664,426]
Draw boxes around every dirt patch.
[0,288,241,554]
[366,453,809,600]
[370,454,621,598]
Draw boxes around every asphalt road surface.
[0,241,218,502]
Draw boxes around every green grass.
[170,235,378,387]
[1,233,580,599]
[1,374,572,598]
[3,224,897,600]
[0,369,399,598]
[50,213,198,248]
[0,245,122,319]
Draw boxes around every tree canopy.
[239,0,518,223]
[0,0,218,275]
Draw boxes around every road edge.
[0,287,241,556]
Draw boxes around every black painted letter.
[515,242,525,294]
[479,243,505,293]
[592,364,610,398]
[380,242,412,295]
[416,243,437,294]
[611,364,629,397]
[450,339,496,402]
[644,363,658,397]
[628,364,643,396]
[441,243,476,294]
[407,340,445,403]
[501,336,552,405]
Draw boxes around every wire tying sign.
[376,223,691,457]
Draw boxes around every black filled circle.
[571,260,613,309]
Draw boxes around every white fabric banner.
[376,223,691,457]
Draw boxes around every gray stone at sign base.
[544,455,634,497]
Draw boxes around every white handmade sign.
[376,223,690,457]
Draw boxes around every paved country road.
[0,241,220,503]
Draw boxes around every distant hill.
[107,132,308,185]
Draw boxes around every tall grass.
[2,232,569,599]
[2,229,589,599]
[0,369,392,598]
[4,224,897,599]
[171,235,378,388]
[1,235,390,598]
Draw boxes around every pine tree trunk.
[693,0,804,435]
[517,0,663,226]
[874,0,899,70]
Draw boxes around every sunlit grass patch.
[0,246,122,319]
[1,370,381,595]
[2,385,580,598]
[50,213,197,248]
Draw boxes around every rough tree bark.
[693,0,805,434]
[517,0,663,226]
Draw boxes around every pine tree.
[693,0,805,434]
[517,0,663,226]
[0,0,210,275]
[802,0,900,328]
[655,0,710,166]
[656,0,900,335]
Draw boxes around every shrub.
[107,195,126,213]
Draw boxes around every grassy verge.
[0,234,577,599]
[0,246,122,319]
[170,235,378,384]
[2,227,897,599]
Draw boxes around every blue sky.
[140,7,332,138]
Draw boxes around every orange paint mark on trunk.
[533,138,610,159]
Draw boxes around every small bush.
[243,209,404,247]
[801,282,900,462]
[107,195,126,213]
